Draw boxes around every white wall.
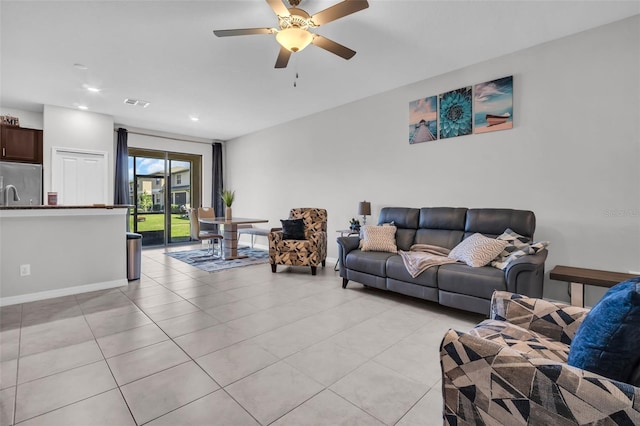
[124,127,214,207]
[43,105,115,200]
[225,16,640,305]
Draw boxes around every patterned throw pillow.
[491,228,530,267]
[359,221,395,248]
[491,228,549,270]
[448,233,509,267]
[360,225,398,253]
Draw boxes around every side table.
[335,229,359,271]
[549,265,637,307]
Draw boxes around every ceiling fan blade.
[275,46,291,68]
[311,35,356,60]
[311,0,369,26]
[213,28,274,37]
[266,0,290,17]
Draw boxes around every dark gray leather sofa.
[337,207,547,315]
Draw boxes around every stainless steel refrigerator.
[0,161,43,206]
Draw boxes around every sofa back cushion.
[567,277,640,384]
[415,207,467,249]
[378,208,419,251]
[464,209,536,240]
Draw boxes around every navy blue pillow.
[567,277,640,383]
[280,219,306,240]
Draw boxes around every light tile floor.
[0,244,483,425]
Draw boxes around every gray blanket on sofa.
[398,244,458,278]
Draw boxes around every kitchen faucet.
[4,184,20,206]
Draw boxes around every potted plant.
[349,217,360,232]
[221,189,235,220]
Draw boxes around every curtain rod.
[114,129,224,145]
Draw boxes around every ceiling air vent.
[123,98,150,108]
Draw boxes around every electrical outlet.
[20,264,31,276]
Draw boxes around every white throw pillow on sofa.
[449,233,509,267]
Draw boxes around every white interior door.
[52,147,108,205]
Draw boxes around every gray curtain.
[212,142,224,216]
[114,128,130,205]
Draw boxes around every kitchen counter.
[0,206,129,306]
[0,205,131,218]
[0,204,130,209]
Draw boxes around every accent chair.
[268,208,327,275]
[440,290,640,424]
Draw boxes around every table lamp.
[358,201,371,225]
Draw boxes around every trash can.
[126,232,142,281]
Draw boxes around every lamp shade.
[358,201,371,216]
[276,28,313,52]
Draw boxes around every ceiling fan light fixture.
[276,27,313,52]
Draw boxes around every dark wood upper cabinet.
[0,125,43,164]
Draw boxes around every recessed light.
[86,86,101,93]
[190,116,199,122]
[78,105,88,110]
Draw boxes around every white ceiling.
[1,1,638,141]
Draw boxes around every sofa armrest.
[337,235,360,250]
[504,249,547,297]
[336,236,360,277]
[490,291,589,344]
[440,329,640,424]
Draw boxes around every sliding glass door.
[128,149,202,247]
[167,159,192,244]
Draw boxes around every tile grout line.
[78,294,139,425]
[327,387,389,425]
[11,303,24,426]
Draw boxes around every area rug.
[165,246,269,273]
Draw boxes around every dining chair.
[237,224,270,248]
[188,208,223,258]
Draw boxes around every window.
[177,174,182,185]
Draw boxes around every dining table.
[199,217,269,260]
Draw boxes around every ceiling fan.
[213,0,369,68]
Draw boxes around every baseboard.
[0,279,128,307]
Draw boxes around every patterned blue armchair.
[440,291,640,424]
